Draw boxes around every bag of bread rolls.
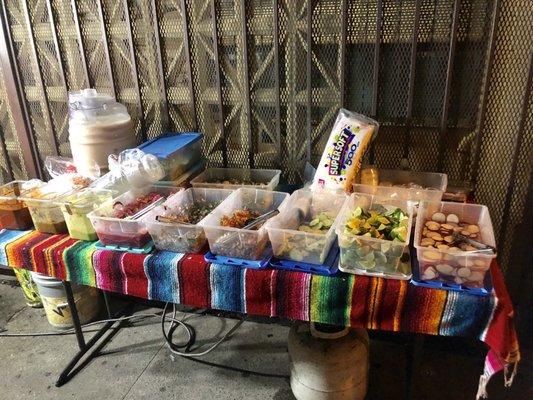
[312,109,379,193]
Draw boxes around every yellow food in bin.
[60,189,116,241]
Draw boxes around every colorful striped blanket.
[0,229,519,398]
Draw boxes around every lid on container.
[0,180,44,201]
[138,133,203,159]
[68,88,130,122]
[20,174,93,204]
[61,188,115,213]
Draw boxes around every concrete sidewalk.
[0,276,530,399]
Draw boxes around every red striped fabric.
[178,253,211,308]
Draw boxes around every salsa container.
[0,180,44,230]
[191,168,281,191]
[146,187,233,253]
[199,188,289,260]
[88,185,179,249]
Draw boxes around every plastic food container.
[0,180,44,230]
[414,201,496,289]
[156,160,206,187]
[19,175,93,234]
[60,188,116,241]
[335,193,415,279]
[199,188,289,260]
[191,168,281,191]
[137,133,203,180]
[88,185,179,249]
[146,188,233,253]
[69,88,136,175]
[353,169,447,203]
[266,189,347,265]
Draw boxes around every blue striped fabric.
[439,291,495,337]
[144,251,183,303]
[210,263,246,313]
[0,229,30,265]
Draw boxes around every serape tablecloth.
[0,229,519,398]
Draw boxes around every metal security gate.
[0,0,531,298]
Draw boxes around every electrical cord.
[160,303,289,379]
[2,303,289,380]
[161,302,244,357]
[0,313,162,337]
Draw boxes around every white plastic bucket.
[30,272,101,329]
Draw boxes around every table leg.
[55,282,133,387]
[405,335,425,399]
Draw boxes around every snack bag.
[312,109,378,193]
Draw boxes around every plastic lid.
[138,133,203,159]
[0,180,44,201]
[62,188,114,209]
[69,88,130,122]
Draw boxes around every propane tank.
[288,323,369,400]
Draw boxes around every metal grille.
[474,0,533,275]
[0,62,27,182]
[0,0,531,282]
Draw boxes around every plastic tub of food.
[266,189,347,265]
[88,185,179,249]
[191,168,281,191]
[137,133,203,180]
[0,180,44,230]
[19,174,94,234]
[353,169,447,203]
[60,188,116,241]
[335,193,415,279]
[198,188,289,260]
[145,187,233,253]
[156,160,206,187]
[414,201,496,289]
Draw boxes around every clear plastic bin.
[88,185,179,248]
[191,168,281,191]
[266,189,347,264]
[19,175,93,234]
[145,187,233,253]
[137,133,203,180]
[335,193,415,279]
[414,201,496,289]
[60,189,116,241]
[199,188,289,260]
[353,169,447,203]
[0,180,44,230]
[156,160,205,187]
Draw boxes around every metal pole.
[437,0,461,172]
[339,0,347,108]
[273,0,281,167]
[21,0,60,156]
[471,0,500,189]
[70,0,91,87]
[306,0,313,163]
[63,281,86,350]
[210,0,227,166]
[0,1,41,178]
[370,0,382,164]
[403,0,421,161]
[151,0,170,132]
[123,0,146,142]
[240,1,254,168]
[96,0,116,97]
[498,53,533,246]
[180,0,198,131]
